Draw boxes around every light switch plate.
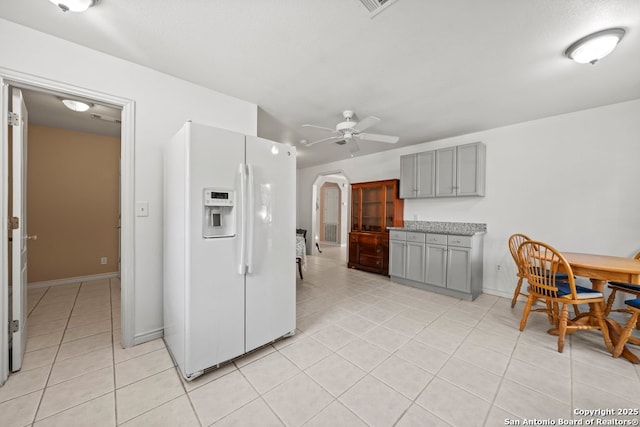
[136,201,149,217]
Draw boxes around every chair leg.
[545,300,554,324]
[591,302,613,353]
[605,289,617,316]
[296,258,303,280]
[519,294,535,331]
[573,304,581,316]
[511,277,523,308]
[613,310,640,358]
[557,304,569,353]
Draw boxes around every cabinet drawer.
[425,234,447,245]
[358,234,382,246]
[447,235,472,247]
[359,254,383,269]
[406,232,426,243]
[389,230,406,241]
[360,243,383,256]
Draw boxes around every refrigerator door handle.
[246,164,255,274]
[238,163,247,275]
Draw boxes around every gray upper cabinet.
[399,151,435,198]
[399,154,416,198]
[435,146,457,197]
[416,151,436,198]
[400,142,485,199]
[456,142,486,196]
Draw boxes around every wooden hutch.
[348,179,404,275]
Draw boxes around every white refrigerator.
[163,121,297,380]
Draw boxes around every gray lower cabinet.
[406,240,426,282]
[425,243,447,287]
[447,246,471,293]
[389,238,406,278]
[389,231,484,301]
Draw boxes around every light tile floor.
[2,247,640,426]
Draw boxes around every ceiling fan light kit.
[49,0,96,13]
[565,28,625,64]
[61,99,92,112]
[302,110,399,154]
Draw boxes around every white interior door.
[10,87,28,372]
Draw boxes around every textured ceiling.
[1,0,639,168]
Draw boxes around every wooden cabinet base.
[348,232,389,275]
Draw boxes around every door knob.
[27,235,38,241]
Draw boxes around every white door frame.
[311,171,350,255]
[0,68,135,383]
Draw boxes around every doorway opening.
[310,172,350,260]
[1,71,135,384]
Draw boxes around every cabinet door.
[416,151,435,198]
[389,240,406,278]
[384,182,397,230]
[457,143,485,196]
[435,147,457,197]
[399,154,416,199]
[361,185,382,232]
[447,247,471,293]
[406,242,425,282]
[425,244,447,287]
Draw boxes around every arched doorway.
[310,172,350,259]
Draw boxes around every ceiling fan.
[301,110,399,154]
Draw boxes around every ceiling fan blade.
[357,132,399,144]
[303,136,342,146]
[353,116,380,132]
[302,124,337,133]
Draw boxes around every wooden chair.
[509,233,532,308]
[518,240,613,353]
[613,298,640,358]
[509,234,572,321]
[605,250,640,329]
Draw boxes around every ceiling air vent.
[358,0,398,17]
[90,113,121,124]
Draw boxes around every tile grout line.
[29,281,82,425]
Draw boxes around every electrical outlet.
[496,264,502,271]
[101,257,108,265]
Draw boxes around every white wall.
[297,98,640,298]
[0,19,257,340]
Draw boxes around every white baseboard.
[28,272,120,289]
[482,287,513,300]
[134,328,164,346]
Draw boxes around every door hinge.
[8,112,20,126]
[9,216,19,230]
[10,320,19,333]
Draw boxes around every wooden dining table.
[561,252,640,363]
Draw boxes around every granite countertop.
[388,221,486,236]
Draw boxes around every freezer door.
[185,123,246,375]
[244,136,296,351]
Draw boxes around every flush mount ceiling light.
[61,99,92,112]
[565,28,625,64]
[49,0,96,12]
